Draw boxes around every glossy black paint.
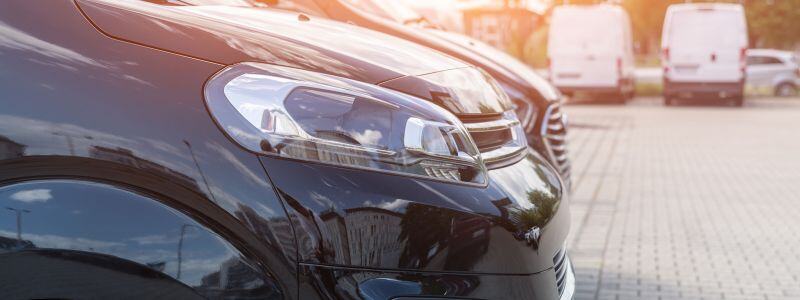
[1,1,295,297]
[1,0,570,299]
[0,180,280,299]
[216,0,567,182]
[296,0,559,122]
[298,264,559,299]
[262,150,569,274]
[77,0,510,115]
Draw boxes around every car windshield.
[669,10,743,50]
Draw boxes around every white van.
[548,4,635,101]
[661,3,748,106]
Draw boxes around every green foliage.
[621,0,684,54]
[745,0,800,48]
[522,23,549,68]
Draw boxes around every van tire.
[664,96,674,106]
[733,96,744,107]
[620,90,633,103]
[616,91,628,104]
[775,83,797,97]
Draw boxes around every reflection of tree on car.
[512,190,560,249]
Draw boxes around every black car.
[0,1,573,299]
[175,0,572,189]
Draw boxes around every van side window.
[762,57,784,65]
[748,56,784,66]
[0,180,282,299]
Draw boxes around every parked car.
[746,49,800,97]
[547,4,636,102]
[661,3,748,106]
[0,0,574,299]
[205,0,572,190]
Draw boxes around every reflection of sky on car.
[0,181,239,286]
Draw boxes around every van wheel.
[664,96,674,106]
[621,90,634,103]
[733,96,744,107]
[616,91,628,104]
[627,89,636,100]
[775,83,797,97]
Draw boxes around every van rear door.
[666,8,746,83]
[549,8,621,89]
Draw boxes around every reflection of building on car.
[746,49,800,97]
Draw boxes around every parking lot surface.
[564,97,800,300]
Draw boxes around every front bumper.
[299,252,576,299]
[262,148,572,299]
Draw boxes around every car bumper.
[555,78,634,95]
[664,80,744,99]
[300,251,577,299]
[262,149,573,298]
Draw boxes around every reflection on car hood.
[77,0,468,84]
[379,67,512,115]
[427,29,560,102]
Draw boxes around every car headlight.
[204,63,486,185]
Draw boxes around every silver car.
[746,49,800,96]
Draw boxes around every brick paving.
[564,97,800,300]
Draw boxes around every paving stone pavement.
[563,97,800,300]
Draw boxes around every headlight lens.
[205,63,486,184]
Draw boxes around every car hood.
[426,29,561,102]
[76,0,468,85]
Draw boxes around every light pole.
[5,207,31,241]
[176,224,196,280]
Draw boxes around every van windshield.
[669,10,743,50]
[549,9,620,55]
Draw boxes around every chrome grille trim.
[463,118,520,132]
[553,246,569,295]
[463,112,527,168]
[541,102,571,189]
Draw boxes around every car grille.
[542,102,571,188]
[553,247,568,295]
[468,125,513,153]
[461,113,526,167]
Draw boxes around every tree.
[621,0,684,55]
[745,0,800,49]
